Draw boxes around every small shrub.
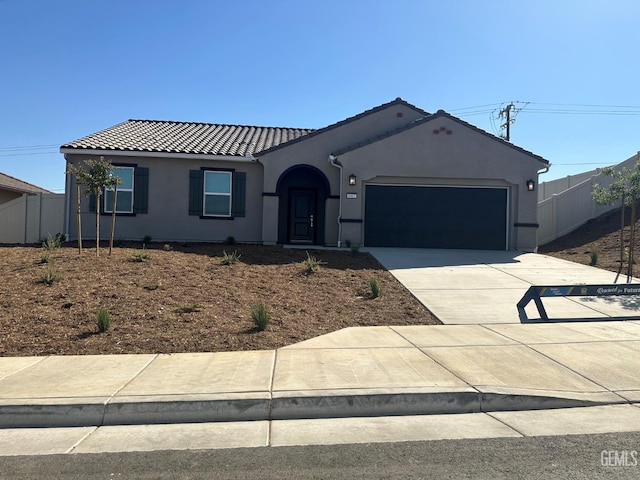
[369,278,380,298]
[224,236,236,245]
[113,238,125,247]
[301,251,325,274]
[589,250,598,266]
[221,249,241,265]
[142,235,152,244]
[38,253,51,264]
[250,303,270,331]
[176,303,202,314]
[351,245,360,257]
[42,265,62,286]
[163,243,173,251]
[131,252,151,262]
[95,308,112,333]
[42,234,63,251]
[344,239,352,248]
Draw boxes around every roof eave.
[60,148,258,163]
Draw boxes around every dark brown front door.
[289,189,316,243]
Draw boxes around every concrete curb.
[0,391,628,428]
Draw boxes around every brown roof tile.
[61,120,315,157]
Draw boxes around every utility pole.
[499,102,515,141]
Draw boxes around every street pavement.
[1,248,639,456]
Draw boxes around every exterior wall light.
[348,174,357,186]
[526,179,535,191]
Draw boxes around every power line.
[0,151,58,157]
[0,144,59,151]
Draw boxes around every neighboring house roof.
[60,120,315,157]
[0,172,51,194]
[330,110,550,165]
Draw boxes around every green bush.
[224,236,236,245]
[351,245,360,257]
[369,278,380,298]
[301,251,325,274]
[131,252,151,262]
[95,308,112,333]
[589,250,598,266]
[42,233,63,251]
[42,265,62,286]
[251,303,270,331]
[39,253,51,264]
[221,249,241,265]
[163,243,173,251]
[142,235,152,244]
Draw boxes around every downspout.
[63,155,72,240]
[328,154,343,247]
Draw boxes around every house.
[0,172,51,204]
[0,173,64,244]
[60,98,550,251]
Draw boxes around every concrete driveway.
[367,248,640,324]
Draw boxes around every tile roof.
[0,172,51,194]
[61,120,315,157]
[331,109,550,165]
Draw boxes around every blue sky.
[1,0,639,193]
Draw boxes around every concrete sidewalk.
[368,248,640,324]
[1,322,639,429]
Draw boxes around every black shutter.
[189,170,204,216]
[231,172,246,218]
[134,167,149,214]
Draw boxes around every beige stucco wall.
[258,103,426,245]
[65,154,264,243]
[334,116,545,251]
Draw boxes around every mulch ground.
[0,243,439,356]
[539,204,640,278]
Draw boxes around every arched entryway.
[276,165,330,245]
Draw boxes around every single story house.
[60,98,550,251]
[0,172,51,204]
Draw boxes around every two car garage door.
[364,185,508,250]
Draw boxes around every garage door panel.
[364,186,507,250]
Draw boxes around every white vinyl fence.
[538,152,640,245]
[0,193,65,244]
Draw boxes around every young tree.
[592,161,640,282]
[66,157,121,257]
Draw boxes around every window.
[104,166,134,213]
[203,170,232,217]
[189,169,245,218]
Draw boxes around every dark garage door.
[364,185,507,250]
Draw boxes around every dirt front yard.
[0,243,439,356]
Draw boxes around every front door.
[289,189,316,243]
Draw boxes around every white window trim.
[104,166,135,214]
[203,170,232,217]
